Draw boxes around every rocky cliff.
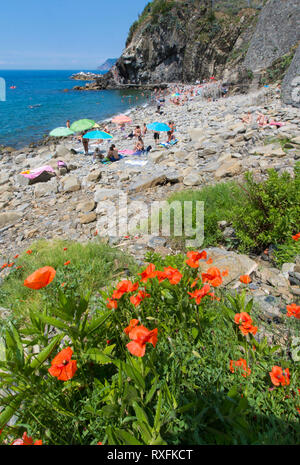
[85,0,300,106]
[103,0,261,87]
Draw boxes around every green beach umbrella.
[49,127,74,137]
[70,119,96,132]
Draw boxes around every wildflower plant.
[0,245,299,445]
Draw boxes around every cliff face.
[92,0,300,108]
[244,0,300,71]
[112,0,260,85]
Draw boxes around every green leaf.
[0,393,23,430]
[192,327,199,340]
[28,334,63,371]
[123,362,145,391]
[154,390,162,432]
[35,314,71,332]
[114,429,143,445]
[133,402,149,426]
[83,349,113,365]
[85,311,112,336]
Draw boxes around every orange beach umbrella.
[111,114,132,125]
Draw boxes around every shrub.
[231,163,300,253]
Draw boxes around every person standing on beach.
[154,131,159,146]
[143,123,147,136]
[66,120,70,128]
[82,130,89,155]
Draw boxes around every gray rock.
[0,211,23,228]
[34,179,58,197]
[183,173,201,186]
[129,173,166,193]
[94,188,121,203]
[215,160,242,179]
[62,175,81,193]
[282,44,300,108]
[147,236,167,249]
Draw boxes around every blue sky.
[0,0,149,69]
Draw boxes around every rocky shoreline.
[0,82,300,334]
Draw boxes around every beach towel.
[21,165,55,179]
[125,160,148,167]
[118,150,143,156]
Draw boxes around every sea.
[0,70,150,149]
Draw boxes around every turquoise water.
[0,70,149,149]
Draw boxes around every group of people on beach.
[64,77,231,164]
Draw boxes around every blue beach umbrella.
[147,122,171,132]
[83,131,113,140]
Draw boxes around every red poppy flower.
[234,312,257,336]
[14,254,19,259]
[188,284,211,305]
[222,269,229,277]
[112,280,139,300]
[206,258,213,265]
[130,290,150,307]
[163,266,182,285]
[240,275,252,284]
[126,325,158,357]
[124,319,139,335]
[140,264,157,283]
[269,366,290,387]
[292,232,300,241]
[191,277,199,288]
[94,230,98,236]
[64,260,71,266]
[202,267,223,287]
[106,298,118,309]
[286,303,300,319]
[26,250,33,255]
[186,250,207,268]
[11,432,42,445]
[7,262,15,267]
[1,263,7,269]
[63,247,68,251]
[97,442,103,445]
[230,358,251,378]
[24,266,56,290]
[16,266,22,270]
[48,347,77,381]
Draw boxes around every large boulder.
[215,160,242,179]
[62,175,81,193]
[282,44,300,108]
[201,248,258,288]
[129,173,167,193]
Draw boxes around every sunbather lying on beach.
[256,112,269,127]
[242,112,252,124]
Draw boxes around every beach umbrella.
[83,130,113,140]
[111,114,132,124]
[147,122,171,132]
[70,119,95,132]
[49,127,74,137]
[171,93,180,97]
